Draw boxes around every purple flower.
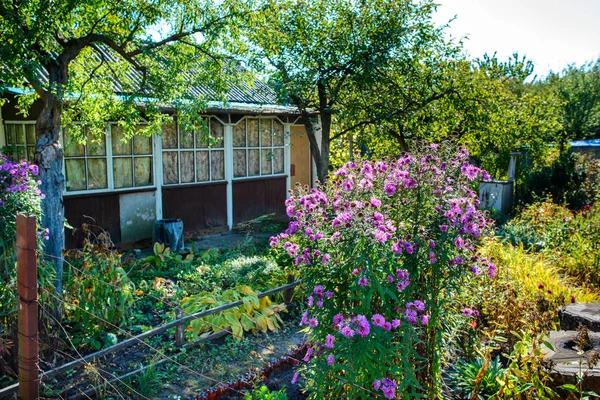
[370,196,381,207]
[291,372,299,384]
[392,319,401,328]
[454,236,464,248]
[357,323,371,337]
[309,318,318,328]
[303,347,314,362]
[413,300,425,311]
[440,224,449,232]
[373,380,382,390]
[325,334,335,349]
[358,277,369,286]
[372,314,386,327]
[327,353,335,366]
[333,314,344,325]
[340,326,355,338]
[384,183,397,196]
[421,314,429,325]
[326,291,334,299]
[322,254,331,264]
[382,386,395,399]
[307,296,314,307]
[343,180,354,191]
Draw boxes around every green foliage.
[445,357,506,399]
[244,385,288,400]
[247,0,455,180]
[543,59,600,143]
[181,285,286,339]
[493,332,557,400]
[501,200,600,288]
[516,150,592,209]
[63,242,133,349]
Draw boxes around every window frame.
[160,116,227,186]
[3,120,37,162]
[61,122,156,195]
[232,116,287,181]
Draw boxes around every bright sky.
[432,0,600,79]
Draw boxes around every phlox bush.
[271,144,494,398]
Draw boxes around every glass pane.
[179,129,194,149]
[162,151,179,184]
[134,157,153,187]
[87,134,106,156]
[6,125,16,144]
[65,159,86,191]
[273,148,285,174]
[162,120,178,149]
[273,120,285,146]
[210,119,224,148]
[112,126,131,155]
[196,151,209,182]
[260,119,272,147]
[233,149,246,178]
[180,151,195,183]
[15,125,25,144]
[113,158,133,188]
[134,135,152,155]
[195,120,209,148]
[248,149,260,176]
[25,124,36,145]
[247,119,259,147]
[233,121,246,147]
[87,158,107,189]
[261,149,272,174]
[64,127,85,157]
[26,146,35,161]
[211,150,224,180]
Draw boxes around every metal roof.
[570,139,600,147]
[21,45,283,106]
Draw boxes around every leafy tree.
[247,0,453,182]
[544,59,600,144]
[333,53,563,179]
[0,0,249,294]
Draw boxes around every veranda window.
[64,126,108,191]
[3,121,36,161]
[161,117,225,185]
[233,118,285,178]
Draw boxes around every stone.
[543,330,600,394]
[560,303,600,332]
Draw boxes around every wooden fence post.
[175,307,184,347]
[17,213,39,400]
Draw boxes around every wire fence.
[3,220,383,400]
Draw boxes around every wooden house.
[0,85,313,247]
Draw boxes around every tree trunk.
[301,114,331,183]
[35,92,65,299]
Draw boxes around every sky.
[432,0,600,79]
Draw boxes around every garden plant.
[272,144,496,398]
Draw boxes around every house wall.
[1,96,310,247]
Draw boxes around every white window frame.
[62,123,156,195]
[232,116,287,180]
[161,116,227,186]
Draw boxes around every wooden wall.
[162,182,228,232]
[232,177,287,224]
[64,193,121,248]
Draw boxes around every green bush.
[445,357,506,399]
[516,150,592,209]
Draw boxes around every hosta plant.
[182,285,286,339]
[271,144,494,398]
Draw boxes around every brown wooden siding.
[232,176,287,224]
[64,193,121,248]
[162,183,228,232]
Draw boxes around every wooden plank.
[162,183,227,231]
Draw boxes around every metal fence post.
[17,213,39,400]
[175,307,185,347]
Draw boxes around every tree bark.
[35,66,66,299]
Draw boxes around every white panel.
[119,191,156,243]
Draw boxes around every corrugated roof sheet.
[31,45,281,106]
[570,139,600,147]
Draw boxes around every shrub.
[271,144,495,398]
[445,356,506,399]
[63,235,133,350]
[516,150,592,210]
